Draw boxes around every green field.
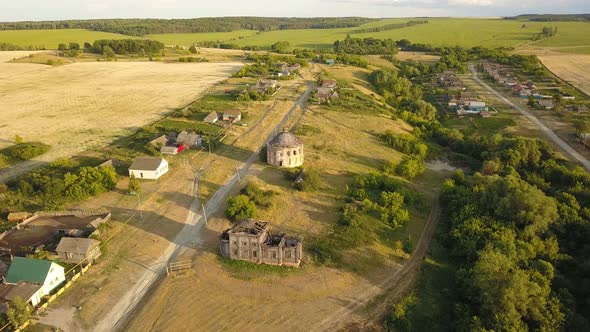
[148,30,258,46]
[0,29,135,49]
[2,18,590,52]
[147,18,590,51]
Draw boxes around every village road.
[469,65,590,171]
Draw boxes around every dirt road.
[312,196,441,331]
[469,65,590,171]
[92,85,313,332]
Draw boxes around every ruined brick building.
[220,219,303,267]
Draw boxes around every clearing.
[0,59,242,180]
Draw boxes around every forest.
[0,17,375,36]
[362,42,590,331]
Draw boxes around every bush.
[7,142,50,160]
[242,182,273,208]
[225,195,257,221]
[395,156,426,179]
[294,169,322,192]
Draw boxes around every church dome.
[268,129,302,148]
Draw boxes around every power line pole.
[202,203,208,225]
[137,192,143,219]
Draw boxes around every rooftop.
[268,129,303,148]
[6,257,57,284]
[228,219,269,236]
[129,157,166,171]
[56,237,100,255]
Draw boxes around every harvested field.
[395,51,440,64]
[538,54,590,96]
[0,50,47,63]
[0,61,242,170]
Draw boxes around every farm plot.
[0,61,242,167]
[538,54,590,96]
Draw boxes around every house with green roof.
[4,257,65,306]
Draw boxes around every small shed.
[56,237,101,264]
[538,100,555,110]
[325,59,335,65]
[160,145,184,155]
[223,110,242,123]
[148,135,168,147]
[203,111,219,124]
[97,159,121,169]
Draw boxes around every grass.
[0,29,135,49]
[148,30,258,46]
[226,18,590,50]
[157,119,221,136]
[217,256,299,280]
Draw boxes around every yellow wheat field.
[538,54,590,96]
[0,57,242,161]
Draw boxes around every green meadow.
[1,18,589,52]
[148,30,258,46]
[0,29,135,49]
[150,18,590,52]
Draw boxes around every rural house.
[537,99,556,110]
[56,237,101,264]
[176,131,202,149]
[317,87,339,104]
[204,111,219,124]
[3,257,65,306]
[220,219,303,267]
[251,80,279,95]
[129,157,168,180]
[321,79,337,89]
[222,110,242,123]
[0,282,46,307]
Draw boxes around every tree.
[188,45,198,54]
[69,42,80,50]
[58,43,67,51]
[128,174,140,194]
[396,155,426,179]
[102,45,116,58]
[225,195,256,221]
[6,296,31,329]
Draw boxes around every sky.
[0,0,588,21]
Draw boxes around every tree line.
[0,17,375,36]
[349,20,428,34]
[333,36,398,55]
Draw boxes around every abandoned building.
[266,128,304,168]
[219,219,303,267]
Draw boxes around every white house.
[3,257,65,306]
[129,157,169,180]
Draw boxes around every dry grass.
[0,61,242,162]
[538,53,590,96]
[395,51,440,65]
[0,50,47,63]
[124,101,428,331]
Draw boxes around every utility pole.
[236,167,241,182]
[202,203,208,225]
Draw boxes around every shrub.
[294,169,321,192]
[395,156,426,179]
[225,195,257,221]
[7,142,50,160]
[242,182,273,208]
